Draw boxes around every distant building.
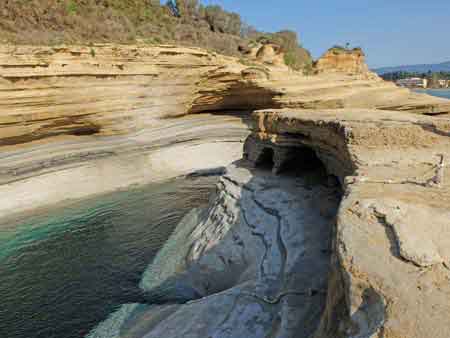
[396,77,428,88]
[438,79,449,88]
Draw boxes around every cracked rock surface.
[246,108,450,338]
[87,161,341,338]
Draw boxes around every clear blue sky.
[199,0,450,68]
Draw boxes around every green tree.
[428,72,441,87]
[259,30,312,70]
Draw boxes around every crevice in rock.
[243,128,349,338]
[70,125,101,136]
[373,213,403,262]
[251,193,287,279]
[241,205,271,279]
[0,118,101,146]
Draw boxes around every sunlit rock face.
[314,47,370,75]
[0,45,255,217]
[1,43,450,338]
[1,43,448,149]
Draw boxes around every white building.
[396,77,428,88]
[438,79,449,88]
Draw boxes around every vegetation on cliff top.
[328,45,364,55]
[0,0,312,69]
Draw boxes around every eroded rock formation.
[88,161,341,338]
[315,47,369,75]
[86,106,450,338]
[1,43,450,337]
[1,43,449,149]
[246,109,450,338]
[0,44,253,217]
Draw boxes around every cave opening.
[248,141,343,190]
[278,147,326,176]
[278,146,343,191]
[255,147,275,170]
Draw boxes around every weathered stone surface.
[88,162,341,338]
[2,43,448,217]
[87,106,450,338]
[363,199,450,267]
[1,43,448,148]
[315,47,370,75]
[0,113,249,218]
[246,109,450,338]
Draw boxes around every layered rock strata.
[2,44,449,218]
[1,43,450,337]
[0,44,254,217]
[1,43,449,149]
[0,113,249,219]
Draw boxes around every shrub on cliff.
[255,30,312,71]
[0,0,312,69]
[329,45,364,55]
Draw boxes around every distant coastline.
[381,75,449,90]
[374,61,450,74]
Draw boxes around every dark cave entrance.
[252,145,341,189]
[254,146,326,175]
[279,146,342,190]
[255,147,275,170]
[278,147,326,176]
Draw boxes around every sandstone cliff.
[1,43,450,338]
[2,43,449,216]
[315,47,369,74]
[1,44,449,149]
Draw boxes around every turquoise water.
[414,89,450,99]
[0,176,217,338]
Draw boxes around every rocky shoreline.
[1,44,450,337]
[88,161,341,338]
[85,107,450,338]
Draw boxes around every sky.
[200,0,450,68]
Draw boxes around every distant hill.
[374,61,450,75]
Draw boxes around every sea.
[0,176,218,338]
[414,88,450,99]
